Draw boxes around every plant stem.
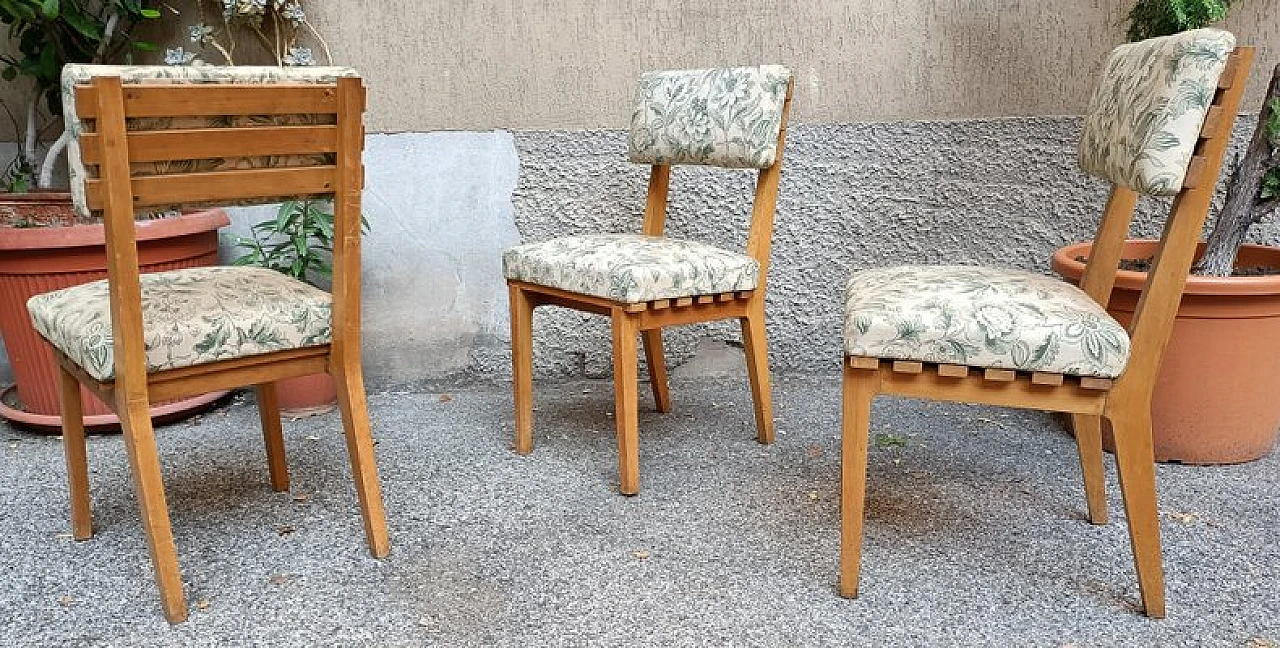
[1195,64,1280,276]
[37,130,72,189]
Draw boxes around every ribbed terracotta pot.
[1052,240,1280,464]
[0,202,232,431]
[276,373,338,417]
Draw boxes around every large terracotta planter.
[275,373,338,418]
[1052,240,1280,464]
[0,202,232,431]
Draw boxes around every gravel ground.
[1,377,1276,647]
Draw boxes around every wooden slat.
[1199,106,1225,140]
[623,302,648,313]
[1031,372,1065,386]
[892,360,923,374]
[849,356,880,370]
[936,364,969,378]
[674,297,694,308]
[1217,53,1238,89]
[1079,377,1114,391]
[84,166,336,209]
[650,299,671,310]
[76,84,339,119]
[696,295,715,305]
[984,368,1017,382]
[1182,156,1208,189]
[879,370,1107,415]
[736,291,754,300]
[636,300,750,330]
[79,125,338,165]
[716,293,735,302]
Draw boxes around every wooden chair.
[25,65,389,623]
[503,66,794,495]
[837,31,1252,617]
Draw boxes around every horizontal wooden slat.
[696,295,715,305]
[1199,106,1225,140]
[849,356,880,370]
[892,360,923,374]
[84,166,336,209]
[1031,372,1065,386]
[623,302,648,313]
[1217,54,1238,89]
[651,299,671,310]
[716,293,735,302]
[936,364,969,378]
[674,297,694,307]
[880,371,1107,415]
[79,125,338,165]
[1079,377,1113,390]
[984,368,1016,382]
[76,84,340,119]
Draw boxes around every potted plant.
[228,199,362,415]
[0,1,234,430]
[1052,0,1280,463]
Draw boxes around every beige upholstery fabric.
[28,266,332,381]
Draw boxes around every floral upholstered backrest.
[60,64,360,218]
[1078,29,1235,196]
[628,65,793,169]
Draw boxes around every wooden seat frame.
[50,75,389,623]
[509,80,795,495]
[839,48,1253,618]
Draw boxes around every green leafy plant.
[0,0,160,191]
[1126,0,1231,41]
[229,200,365,287]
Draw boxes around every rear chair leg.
[642,328,672,413]
[740,307,775,444]
[1108,406,1166,618]
[58,366,93,540]
[256,383,289,492]
[332,362,390,558]
[1071,413,1109,525]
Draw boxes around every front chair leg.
[740,307,775,444]
[116,394,187,623]
[255,383,289,492]
[58,365,93,540]
[509,284,536,455]
[1071,413,1108,525]
[332,361,390,558]
[1108,406,1166,618]
[641,328,672,413]
[839,361,878,598]
[611,310,641,495]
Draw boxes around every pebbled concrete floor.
[1,377,1277,647]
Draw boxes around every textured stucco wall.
[309,0,1280,131]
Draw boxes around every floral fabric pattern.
[503,234,759,303]
[1078,29,1235,196]
[843,266,1130,378]
[28,266,332,381]
[61,64,360,218]
[628,65,792,169]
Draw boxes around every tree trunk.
[1196,64,1280,276]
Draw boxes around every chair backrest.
[60,64,367,384]
[1073,30,1252,398]
[626,65,794,289]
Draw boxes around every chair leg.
[332,362,390,558]
[255,383,289,492]
[740,308,775,444]
[641,328,672,413]
[839,362,877,598]
[611,311,641,496]
[116,396,187,623]
[509,284,536,455]
[58,366,93,540]
[1108,405,1166,618]
[1071,413,1108,525]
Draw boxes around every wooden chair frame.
[839,48,1254,617]
[509,79,795,495]
[51,75,388,623]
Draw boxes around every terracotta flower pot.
[275,373,338,417]
[1052,239,1280,464]
[0,201,232,431]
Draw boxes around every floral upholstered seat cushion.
[27,266,332,381]
[628,65,792,169]
[843,266,1130,378]
[60,64,361,219]
[502,234,759,304]
[1078,29,1235,196]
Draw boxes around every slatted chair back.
[1072,32,1254,404]
[62,65,366,385]
[627,66,794,286]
